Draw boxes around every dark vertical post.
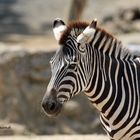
[68,0,88,21]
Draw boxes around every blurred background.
[0,0,140,138]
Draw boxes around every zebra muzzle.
[42,89,62,117]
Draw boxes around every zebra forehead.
[59,21,89,45]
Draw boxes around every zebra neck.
[84,48,113,112]
[84,27,135,113]
[91,29,134,60]
[84,44,134,114]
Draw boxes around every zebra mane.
[96,28,134,58]
[59,21,133,59]
[59,21,115,45]
[59,21,89,44]
[95,28,127,54]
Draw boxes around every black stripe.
[101,57,117,113]
[106,60,124,119]
[113,75,129,125]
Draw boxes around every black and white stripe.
[44,19,140,140]
[84,28,140,140]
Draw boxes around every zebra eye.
[77,43,85,54]
[70,64,76,69]
[69,62,78,70]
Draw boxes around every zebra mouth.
[42,88,69,117]
[42,98,63,117]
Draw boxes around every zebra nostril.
[42,98,62,116]
[48,101,56,112]
[42,99,57,113]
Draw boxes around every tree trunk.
[68,0,88,21]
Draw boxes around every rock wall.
[1,44,140,135]
[0,47,103,135]
[102,7,140,34]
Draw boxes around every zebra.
[42,18,140,140]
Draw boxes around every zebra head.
[42,18,97,117]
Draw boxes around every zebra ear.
[77,19,97,44]
[53,18,67,41]
[90,19,97,29]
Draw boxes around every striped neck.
[91,28,134,60]
[84,27,136,113]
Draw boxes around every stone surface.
[0,41,140,135]
[0,135,108,140]
[0,47,103,135]
[0,46,53,134]
[102,7,140,34]
[0,43,140,135]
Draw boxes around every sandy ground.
[1,32,140,53]
[0,135,108,140]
